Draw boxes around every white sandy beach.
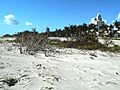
[0,42,120,90]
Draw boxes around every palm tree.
[46,27,50,37]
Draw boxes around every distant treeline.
[2,20,120,38]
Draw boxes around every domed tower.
[98,14,102,21]
[97,13,104,33]
[89,13,105,35]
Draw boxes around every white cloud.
[90,13,107,24]
[103,19,107,24]
[112,20,115,23]
[25,21,33,26]
[4,14,19,25]
[89,17,97,25]
[116,13,120,21]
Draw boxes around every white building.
[90,13,105,33]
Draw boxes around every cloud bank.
[90,13,107,24]
[4,14,19,25]
[25,21,33,26]
[103,19,107,24]
[116,13,120,21]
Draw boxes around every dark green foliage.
[114,20,120,30]
[99,45,120,52]
[56,40,103,50]
[2,34,12,38]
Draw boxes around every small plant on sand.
[16,30,59,56]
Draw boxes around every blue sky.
[0,0,120,35]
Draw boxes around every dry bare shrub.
[17,32,59,56]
